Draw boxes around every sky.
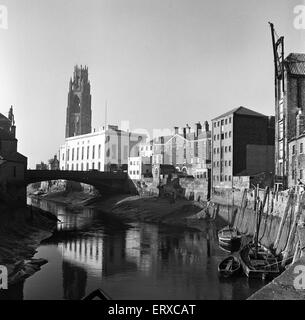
[0,0,305,168]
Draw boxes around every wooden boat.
[239,243,280,280]
[218,226,242,249]
[218,256,241,277]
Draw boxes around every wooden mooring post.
[274,188,294,249]
[282,191,304,267]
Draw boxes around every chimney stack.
[186,124,191,134]
[204,121,209,132]
[174,127,179,135]
[296,110,305,137]
[196,122,202,136]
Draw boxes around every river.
[3,198,267,300]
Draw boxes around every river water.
[3,198,267,300]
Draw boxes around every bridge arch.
[25,170,137,195]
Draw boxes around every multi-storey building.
[273,53,305,187]
[270,25,305,187]
[211,107,275,191]
[59,125,145,172]
[288,110,305,186]
[153,122,211,178]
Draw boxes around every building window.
[229,146,232,152]
[217,134,219,140]
[217,148,220,154]
[77,148,79,161]
[218,121,220,127]
[92,146,95,159]
[225,175,227,181]
[81,163,84,171]
[98,145,102,158]
[98,162,101,171]
[71,164,74,171]
[300,169,303,180]
[229,117,232,124]
[228,175,231,181]
[221,120,224,126]
[225,161,227,167]
[214,135,216,141]
[225,146,228,153]
[82,147,84,160]
[67,149,70,161]
[87,146,90,160]
[62,153,64,161]
[86,163,89,171]
[76,164,79,171]
[229,161,232,167]
[292,145,296,155]
[92,163,95,170]
[229,131,232,138]
[301,143,304,154]
[225,119,228,125]
[225,132,228,139]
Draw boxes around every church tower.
[65,65,92,138]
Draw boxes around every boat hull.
[239,243,280,280]
[218,256,241,277]
[218,226,242,252]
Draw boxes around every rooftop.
[212,106,267,121]
[285,53,305,76]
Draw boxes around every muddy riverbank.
[0,204,57,290]
[36,190,226,233]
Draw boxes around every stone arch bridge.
[25,170,137,195]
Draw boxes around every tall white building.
[59,125,145,172]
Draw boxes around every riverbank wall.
[209,188,299,253]
[210,187,305,300]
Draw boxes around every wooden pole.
[282,191,304,267]
[274,188,294,249]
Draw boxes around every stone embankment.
[210,187,305,300]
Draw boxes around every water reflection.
[3,198,267,300]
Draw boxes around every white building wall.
[60,127,145,172]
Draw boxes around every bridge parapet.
[25,170,136,195]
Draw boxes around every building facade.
[152,122,211,177]
[272,51,305,187]
[0,107,27,205]
[66,65,92,138]
[59,125,145,172]
[288,110,305,186]
[211,107,275,191]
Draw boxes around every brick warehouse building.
[288,110,305,187]
[211,107,275,191]
[153,122,211,178]
[273,53,305,188]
